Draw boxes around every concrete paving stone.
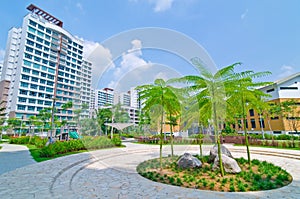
[0,143,300,198]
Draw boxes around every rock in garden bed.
[177,153,202,169]
[209,144,234,162]
[212,154,241,173]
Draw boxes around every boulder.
[177,153,202,169]
[212,154,241,173]
[209,144,233,162]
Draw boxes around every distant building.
[80,60,92,118]
[234,72,300,135]
[94,88,114,110]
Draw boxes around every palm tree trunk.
[170,114,174,157]
[212,88,224,177]
[160,107,164,170]
[241,94,251,164]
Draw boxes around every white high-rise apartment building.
[94,88,114,110]
[80,60,92,118]
[0,4,88,120]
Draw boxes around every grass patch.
[137,156,292,192]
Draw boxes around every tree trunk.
[170,116,174,157]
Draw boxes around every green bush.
[111,136,122,146]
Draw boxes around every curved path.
[0,143,36,175]
[0,143,299,199]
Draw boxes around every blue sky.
[0,0,300,91]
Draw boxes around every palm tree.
[95,107,112,136]
[226,71,271,163]
[137,79,181,169]
[165,114,180,157]
[173,58,243,176]
[37,107,52,135]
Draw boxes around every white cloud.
[130,0,175,12]
[76,2,83,11]
[279,65,295,78]
[113,39,150,79]
[76,37,115,88]
[150,0,174,12]
[241,9,248,20]
[154,71,169,80]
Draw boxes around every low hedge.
[9,136,47,148]
[40,136,120,157]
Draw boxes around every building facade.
[0,4,90,121]
[234,73,300,135]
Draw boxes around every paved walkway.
[0,143,299,198]
[0,143,36,175]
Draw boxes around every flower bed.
[137,156,292,192]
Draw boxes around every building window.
[46,87,53,93]
[28,26,36,33]
[35,43,42,49]
[31,77,38,82]
[271,116,279,120]
[41,72,46,77]
[29,91,37,97]
[37,31,44,37]
[22,67,31,73]
[20,90,28,95]
[38,100,43,105]
[29,99,36,104]
[32,70,39,76]
[17,105,26,110]
[34,56,41,62]
[40,79,46,84]
[24,53,33,60]
[24,60,32,66]
[26,39,34,46]
[25,46,34,53]
[28,106,35,111]
[29,20,37,27]
[46,28,51,34]
[20,82,29,88]
[36,37,43,43]
[38,24,45,31]
[21,74,30,80]
[259,118,265,128]
[280,87,298,90]
[48,74,54,80]
[38,93,44,98]
[39,86,45,91]
[267,88,275,93]
[18,97,27,103]
[44,101,52,106]
[27,33,35,40]
[250,119,256,128]
[30,84,38,89]
[249,109,254,116]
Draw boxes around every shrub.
[111,136,122,146]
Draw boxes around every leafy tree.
[37,107,52,134]
[227,70,271,163]
[281,100,300,133]
[137,79,181,169]
[7,118,22,136]
[138,111,151,134]
[80,118,98,136]
[95,107,112,136]
[174,58,241,176]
